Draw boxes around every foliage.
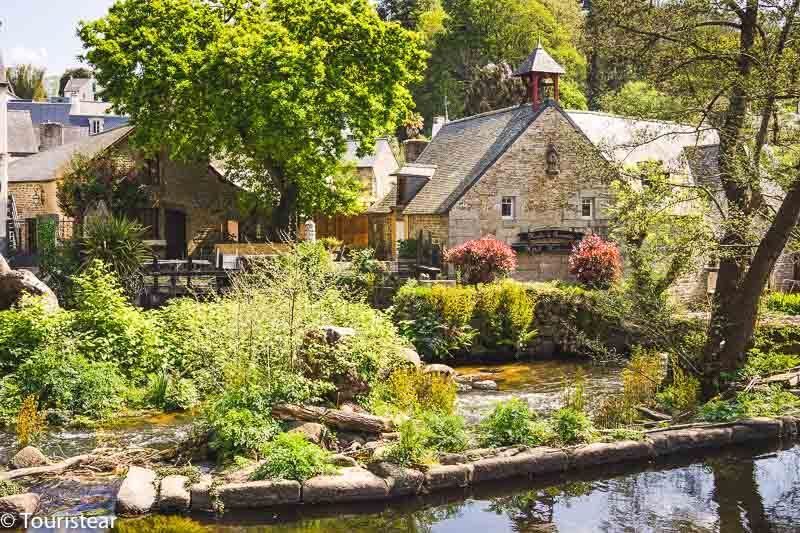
[397,238,419,259]
[416,410,469,453]
[740,349,800,380]
[80,217,150,292]
[699,386,800,422]
[318,237,343,252]
[163,378,199,412]
[393,283,477,359]
[368,367,457,416]
[15,395,45,448]
[595,348,665,428]
[599,81,684,121]
[337,248,388,302]
[551,407,596,445]
[251,432,335,482]
[444,236,517,284]
[6,64,46,100]
[56,154,145,223]
[473,281,537,354]
[155,465,203,486]
[655,363,701,415]
[0,296,57,373]
[568,235,622,290]
[0,480,22,499]
[478,399,541,447]
[381,418,436,467]
[764,292,800,316]
[80,0,427,229]
[38,236,81,309]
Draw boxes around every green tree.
[593,0,800,397]
[599,81,685,121]
[79,0,426,234]
[58,67,92,96]
[6,64,46,101]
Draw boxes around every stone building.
[368,43,719,283]
[7,125,240,261]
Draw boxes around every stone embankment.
[114,416,798,515]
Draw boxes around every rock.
[472,380,498,391]
[115,466,158,515]
[471,448,568,483]
[780,416,799,437]
[423,364,455,378]
[217,480,301,509]
[367,462,425,497]
[346,441,363,453]
[321,326,356,344]
[424,464,473,491]
[189,475,214,513]
[456,382,472,393]
[303,467,389,504]
[287,422,326,445]
[0,257,58,313]
[569,440,654,469]
[0,493,40,528]
[731,418,782,443]
[10,446,48,470]
[222,461,263,483]
[329,454,359,467]
[399,348,422,368]
[438,453,468,465]
[339,403,368,415]
[647,427,733,455]
[158,475,190,513]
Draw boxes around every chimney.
[40,122,65,151]
[403,139,429,164]
[69,92,81,115]
[432,116,446,138]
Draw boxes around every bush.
[740,349,800,379]
[478,399,542,447]
[381,418,436,467]
[80,216,150,292]
[568,235,622,289]
[397,238,418,259]
[444,236,517,284]
[417,411,469,453]
[368,368,457,416]
[699,386,800,422]
[764,292,800,315]
[0,296,57,373]
[655,363,700,414]
[473,281,536,353]
[551,407,595,445]
[251,432,335,482]
[163,378,199,412]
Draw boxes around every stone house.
[367,44,720,284]
[315,137,399,248]
[7,125,240,261]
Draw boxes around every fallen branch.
[1,454,94,481]
[636,406,672,422]
[272,404,394,434]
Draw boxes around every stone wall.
[448,106,612,255]
[515,252,574,282]
[9,182,60,219]
[407,214,448,247]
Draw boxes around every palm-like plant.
[80,216,150,285]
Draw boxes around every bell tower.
[513,42,566,110]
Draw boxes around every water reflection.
[146,442,799,533]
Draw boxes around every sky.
[1,0,116,75]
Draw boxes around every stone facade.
[407,214,448,246]
[9,182,59,219]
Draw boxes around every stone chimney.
[39,123,65,151]
[432,116,447,138]
[403,139,429,164]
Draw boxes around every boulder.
[0,493,39,529]
[367,462,424,497]
[780,416,799,437]
[471,448,568,483]
[438,452,468,465]
[328,454,359,467]
[472,380,498,391]
[189,475,214,513]
[287,422,326,445]
[424,464,473,491]
[115,466,157,515]
[569,440,654,469]
[399,348,422,368]
[321,326,356,344]
[456,382,473,393]
[10,446,48,470]
[158,475,191,514]
[0,259,58,313]
[217,480,301,509]
[423,364,456,378]
[303,467,389,504]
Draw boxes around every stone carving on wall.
[546,144,560,175]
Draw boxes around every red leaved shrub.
[568,234,622,289]
[444,236,517,284]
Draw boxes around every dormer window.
[89,118,104,135]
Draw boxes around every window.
[89,118,104,135]
[581,198,594,219]
[501,196,515,220]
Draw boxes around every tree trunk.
[271,404,394,434]
[270,178,298,240]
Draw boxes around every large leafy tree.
[6,64,46,101]
[592,0,800,397]
[79,0,426,234]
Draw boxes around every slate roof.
[402,102,720,216]
[63,78,91,93]
[513,43,566,76]
[8,110,38,154]
[9,125,132,183]
[404,104,542,215]
[366,182,398,214]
